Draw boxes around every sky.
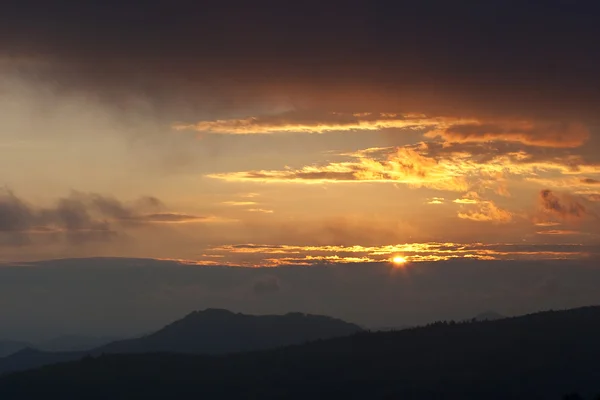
[1,1,600,337]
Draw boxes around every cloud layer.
[0,190,203,246]
[1,1,600,121]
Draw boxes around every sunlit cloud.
[204,242,593,266]
[453,192,481,204]
[247,208,274,213]
[209,141,600,201]
[175,111,589,151]
[424,120,589,148]
[535,221,562,227]
[222,201,258,206]
[426,197,445,205]
[536,230,581,235]
[173,111,441,135]
[457,200,513,224]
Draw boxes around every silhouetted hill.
[0,348,83,376]
[0,309,362,374]
[97,309,362,354]
[0,342,31,358]
[2,306,600,399]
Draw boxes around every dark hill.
[0,342,31,358]
[1,306,600,399]
[96,308,362,354]
[0,309,361,374]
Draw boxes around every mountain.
[0,309,362,374]
[2,306,600,399]
[96,309,362,354]
[0,348,84,376]
[0,342,31,358]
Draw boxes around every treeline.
[1,306,600,399]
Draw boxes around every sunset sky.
[2,1,600,265]
[2,1,600,338]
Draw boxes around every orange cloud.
[176,109,589,150]
[209,147,470,192]
[425,120,589,148]
[538,189,594,220]
[247,208,274,213]
[173,111,440,135]
[205,242,590,266]
[457,200,513,224]
[222,201,258,206]
[536,230,581,235]
[426,197,445,205]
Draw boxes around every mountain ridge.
[2,305,600,399]
[0,309,362,374]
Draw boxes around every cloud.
[176,113,591,151]
[222,201,258,206]
[538,190,595,221]
[120,213,206,224]
[425,121,589,148]
[536,230,581,235]
[252,276,281,295]
[453,192,481,205]
[209,142,600,197]
[173,111,437,135]
[208,147,470,192]
[457,200,513,224]
[426,197,444,205]
[0,190,204,245]
[4,257,600,341]
[206,242,593,265]
[247,209,274,214]
[581,178,600,185]
[1,1,599,124]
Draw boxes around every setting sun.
[392,256,408,266]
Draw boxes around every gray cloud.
[0,190,202,246]
[253,276,281,296]
[1,257,600,341]
[0,1,599,122]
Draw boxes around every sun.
[392,256,408,266]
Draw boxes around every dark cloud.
[581,178,600,185]
[538,190,596,220]
[0,190,202,246]
[426,121,589,148]
[253,276,281,296]
[121,213,205,223]
[0,1,599,121]
[2,257,600,341]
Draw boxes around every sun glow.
[392,256,408,266]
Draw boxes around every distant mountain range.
[0,342,30,359]
[2,306,600,399]
[0,309,362,374]
[0,335,120,358]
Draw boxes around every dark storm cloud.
[0,190,202,245]
[1,1,599,120]
[2,257,600,341]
